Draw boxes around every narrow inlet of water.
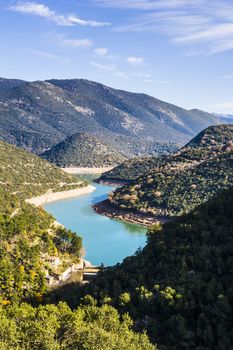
[44,175,147,266]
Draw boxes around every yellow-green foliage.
[0,140,86,200]
[0,141,84,302]
[0,302,155,350]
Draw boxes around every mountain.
[99,124,233,182]
[214,113,233,124]
[40,132,127,167]
[99,124,233,217]
[85,186,233,349]
[0,77,221,155]
[0,77,26,93]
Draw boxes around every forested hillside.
[99,124,233,182]
[41,132,127,167]
[110,150,233,217]
[86,187,233,349]
[0,141,87,301]
[0,141,154,349]
[0,140,86,200]
[101,125,233,218]
[0,302,154,350]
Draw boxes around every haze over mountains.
[0,77,223,158]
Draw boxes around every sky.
[1,0,233,114]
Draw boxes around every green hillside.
[41,132,127,167]
[0,141,87,301]
[100,125,233,218]
[99,124,233,182]
[85,186,233,349]
[0,140,86,200]
[0,141,154,350]
[110,150,233,216]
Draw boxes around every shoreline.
[62,167,114,174]
[93,199,169,227]
[95,178,130,186]
[26,185,96,207]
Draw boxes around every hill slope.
[0,140,86,200]
[99,125,233,218]
[86,187,233,349]
[0,140,88,302]
[99,124,233,182]
[0,140,155,349]
[0,77,220,155]
[0,77,26,93]
[41,132,127,167]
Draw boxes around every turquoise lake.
[44,176,147,266]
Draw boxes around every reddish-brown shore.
[93,199,169,227]
[95,179,130,186]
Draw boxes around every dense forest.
[99,124,233,182]
[84,186,233,349]
[105,125,233,217]
[110,150,233,217]
[0,301,154,349]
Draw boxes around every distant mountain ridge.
[41,132,127,167]
[0,77,221,155]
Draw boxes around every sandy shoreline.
[62,167,114,174]
[26,185,96,207]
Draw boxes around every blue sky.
[1,0,233,113]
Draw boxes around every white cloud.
[94,48,109,56]
[29,49,60,60]
[126,56,144,65]
[59,37,93,49]
[131,72,151,78]
[95,0,203,10]
[28,49,71,63]
[10,2,110,27]
[97,0,233,55]
[90,61,130,79]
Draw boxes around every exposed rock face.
[0,77,221,155]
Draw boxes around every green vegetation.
[85,187,233,349]
[0,141,86,302]
[0,140,86,200]
[100,124,233,182]
[111,150,233,216]
[0,301,154,349]
[0,140,155,349]
[41,132,127,167]
[107,125,233,216]
[99,156,166,182]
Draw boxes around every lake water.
[44,176,147,266]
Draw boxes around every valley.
[0,78,232,350]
